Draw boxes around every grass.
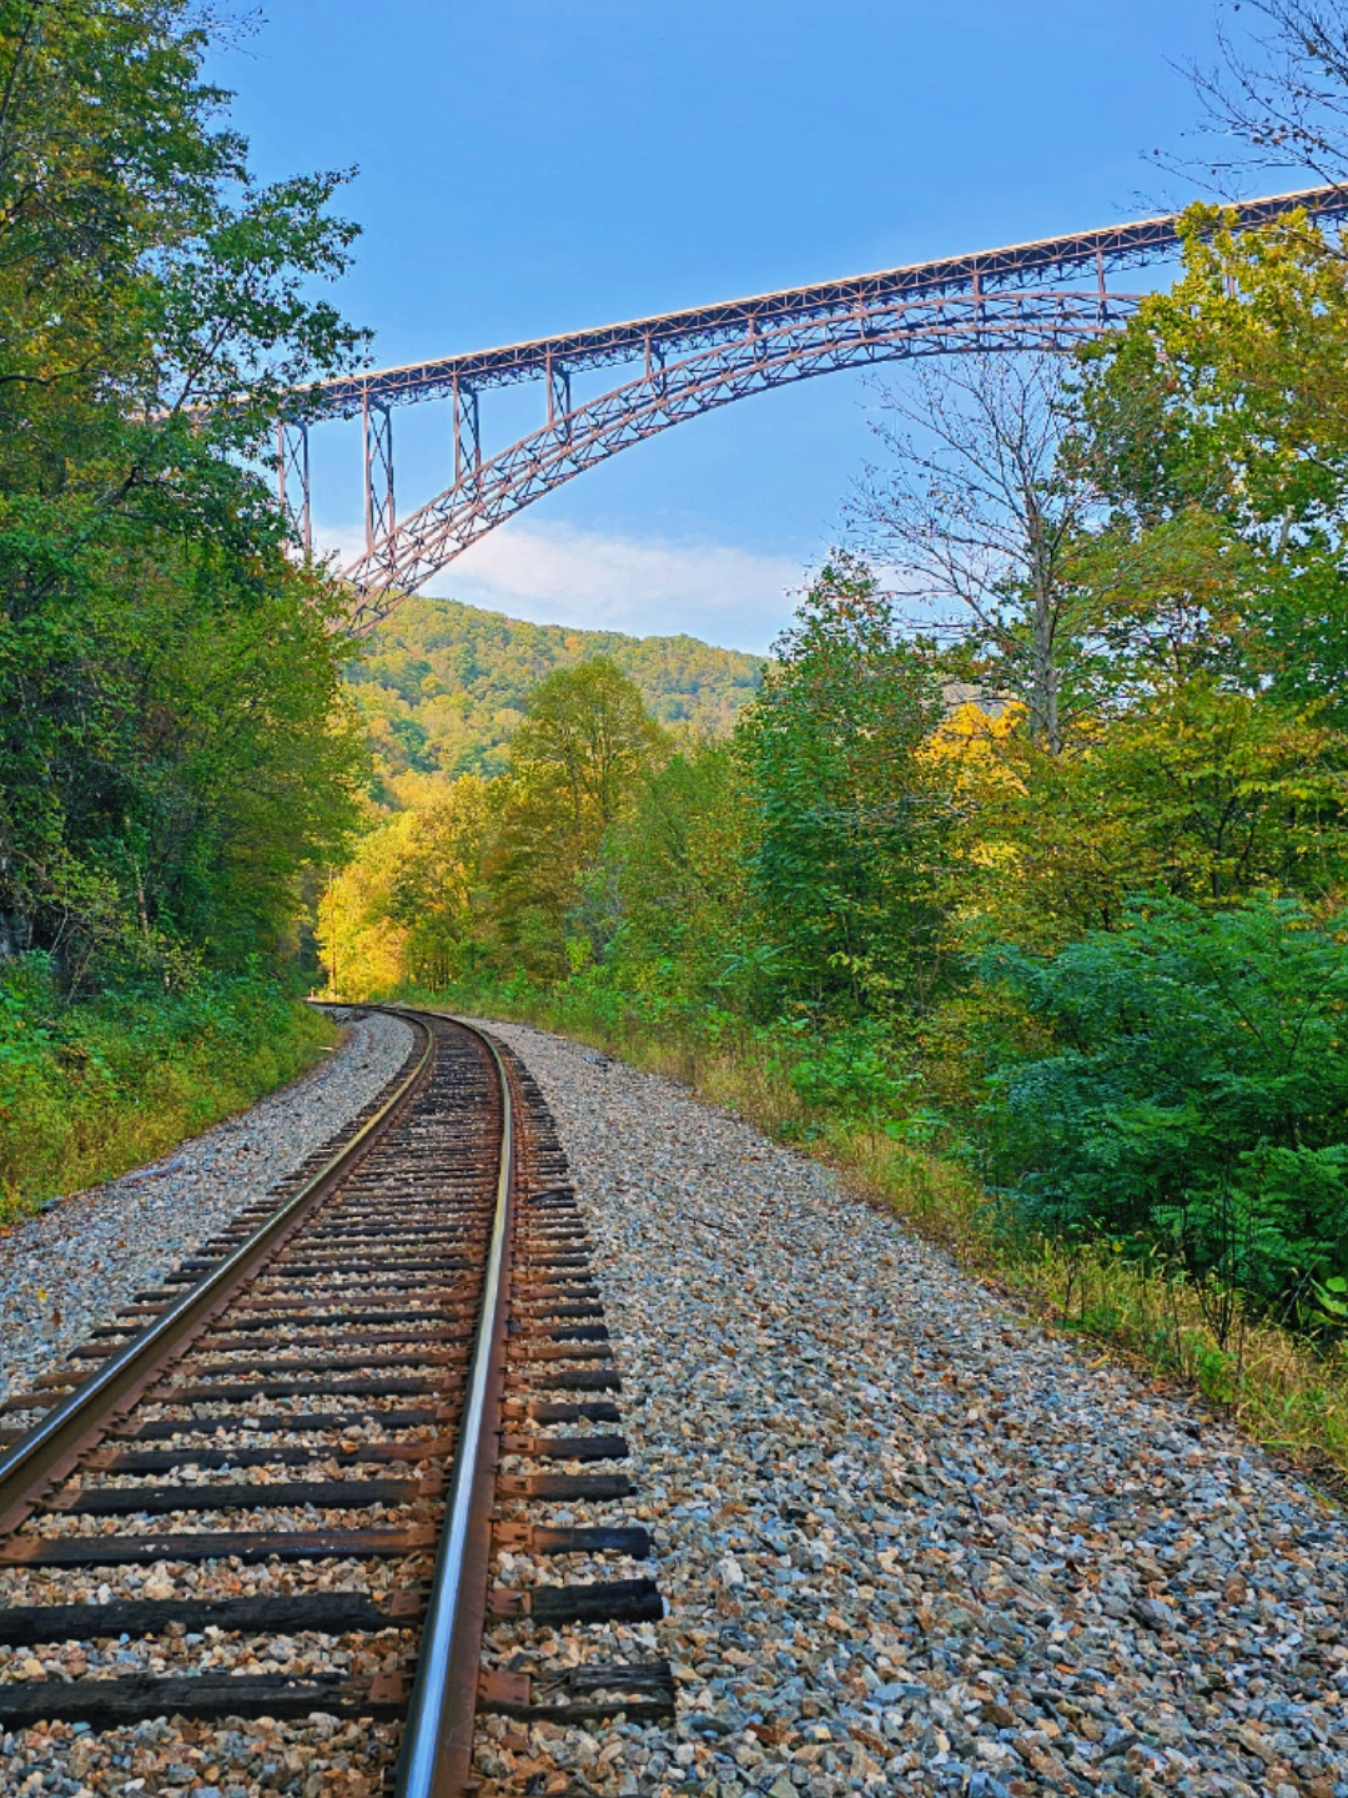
[429,979,1348,1494]
[0,976,341,1228]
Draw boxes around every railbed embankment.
[474,1017,1348,1798]
[0,1010,414,1408]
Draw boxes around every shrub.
[980,895,1348,1320]
[0,955,335,1219]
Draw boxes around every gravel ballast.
[473,1020,1348,1798]
[1,1012,1346,1798]
[0,1008,414,1409]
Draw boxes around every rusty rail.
[0,1004,664,1789]
[0,1015,435,1537]
[391,1016,515,1798]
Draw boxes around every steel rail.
[391,1011,516,1798]
[0,1016,435,1537]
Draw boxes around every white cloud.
[314,517,803,654]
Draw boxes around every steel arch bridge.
[272,186,1348,629]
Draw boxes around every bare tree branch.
[847,355,1102,754]
[1160,0,1348,199]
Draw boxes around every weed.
[0,960,339,1224]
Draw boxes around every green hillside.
[348,596,766,787]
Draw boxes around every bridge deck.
[304,184,1348,415]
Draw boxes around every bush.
[980,895,1348,1319]
[0,956,336,1220]
[776,1017,913,1139]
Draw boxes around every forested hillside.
[350,597,763,789]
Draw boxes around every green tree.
[485,658,666,978]
[510,656,667,829]
[0,0,369,982]
[923,209,1348,957]
[737,553,951,1017]
[605,742,758,1008]
[942,677,1348,958]
[317,775,493,998]
[981,896,1348,1320]
[1078,204,1348,719]
[853,355,1102,753]
[383,777,493,989]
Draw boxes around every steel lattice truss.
[343,291,1127,620]
[270,186,1348,626]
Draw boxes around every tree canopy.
[348,595,763,797]
[320,195,1348,1327]
[0,0,369,984]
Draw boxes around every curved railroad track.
[0,1009,668,1795]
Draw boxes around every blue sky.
[215,0,1226,651]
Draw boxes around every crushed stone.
[0,1009,414,1407]
[471,1018,1348,1798]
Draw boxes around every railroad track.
[0,1009,669,1794]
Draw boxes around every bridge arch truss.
[273,186,1348,628]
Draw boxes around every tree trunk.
[1025,490,1061,755]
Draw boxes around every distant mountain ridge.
[348,595,765,790]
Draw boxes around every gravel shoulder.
[0,1008,415,1407]
[476,1018,1348,1798]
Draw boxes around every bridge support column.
[1096,248,1111,323]
[276,421,311,554]
[546,354,571,439]
[644,331,666,396]
[362,395,395,554]
[453,378,480,490]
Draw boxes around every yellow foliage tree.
[316,776,493,998]
[482,659,667,979]
[316,819,411,1001]
[928,682,1348,956]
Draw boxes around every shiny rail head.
[0,1015,435,1533]
[390,1014,517,1798]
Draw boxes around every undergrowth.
[407,975,1348,1492]
[0,957,340,1225]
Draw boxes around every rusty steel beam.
[262,184,1348,619]
[343,287,1127,618]
[296,184,1348,419]
[362,396,396,555]
[276,420,312,554]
